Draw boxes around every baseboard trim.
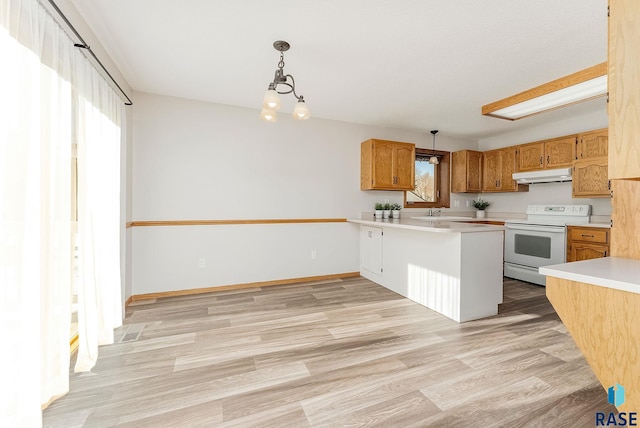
[129,271,361,302]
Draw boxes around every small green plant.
[375,203,384,210]
[472,198,491,210]
[391,203,402,210]
[383,203,391,210]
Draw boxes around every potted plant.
[472,198,491,218]
[383,203,392,219]
[391,203,402,219]
[374,203,384,219]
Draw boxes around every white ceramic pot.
[476,210,486,219]
[392,210,400,219]
[383,209,391,219]
[375,209,383,219]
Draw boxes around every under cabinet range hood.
[512,167,572,184]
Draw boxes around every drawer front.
[569,227,609,244]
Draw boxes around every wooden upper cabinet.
[482,149,501,192]
[577,128,608,160]
[482,147,528,193]
[361,139,415,190]
[518,142,545,171]
[572,157,610,198]
[572,129,609,199]
[499,147,520,192]
[609,0,640,179]
[518,136,576,171]
[545,136,576,168]
[451,150,482,193]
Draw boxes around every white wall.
[130,92,476,295]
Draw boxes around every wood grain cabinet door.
[482,149,501,192]
[451,150,482,193]
[545,136,576,168]
[577,129,608,160]
[499,147,518,191]
[572,157,609,198]
[394,143,416,190]
[361,139,415,190]
[518,142,545,171]
[371,140,395,189]
[571,243,609,261]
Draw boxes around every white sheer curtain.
[0,0,124,424]
[74,61,123,372]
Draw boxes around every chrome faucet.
[427,208,442,216]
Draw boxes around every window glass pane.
[408,159,436,202]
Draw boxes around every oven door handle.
[506,224,566,233]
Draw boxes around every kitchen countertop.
[566,222,611,228]
[348,218,506,233]
[540,257,640,295]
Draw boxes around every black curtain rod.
[46,0,133,106]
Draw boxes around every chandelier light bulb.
[260,107,277,122]
[292,100,310,120]
[262,89,281,110]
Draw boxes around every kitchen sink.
[410,216,472,221]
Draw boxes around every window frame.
[404,148,451,209]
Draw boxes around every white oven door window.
[504,225,565,268]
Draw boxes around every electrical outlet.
[311,250,317,260]
[198,258,206,268]
[454,200,460,207]
[465,200,470,207]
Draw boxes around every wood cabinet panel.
[451,150,482,193]
[545,136,576,168]
[361,139,415,190]
[577,128,608,160]
[568,227,609,245]
[518,136,576,171]
[482,149,501,192]
[572,157,610,198]
[517,142,545,171]
[499,147,518,192]
[481,147,527,193]
[566,226,610,262]
[611,179,640,258]
[609,0,640,179]
[394,143,416,189]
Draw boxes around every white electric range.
[504,204,591,286]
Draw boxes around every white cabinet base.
[360,225,504,323]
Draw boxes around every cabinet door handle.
[539,156,543,165]
[368,230,372,238]
[547,155,550,165]
[581,234,595,238]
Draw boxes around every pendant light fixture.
[429,130,439,165]
[260,40,310,122]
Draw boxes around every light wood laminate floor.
[44,277,615,427]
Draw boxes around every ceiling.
[70,0,608,140]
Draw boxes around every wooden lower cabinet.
[566,226,610,262]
